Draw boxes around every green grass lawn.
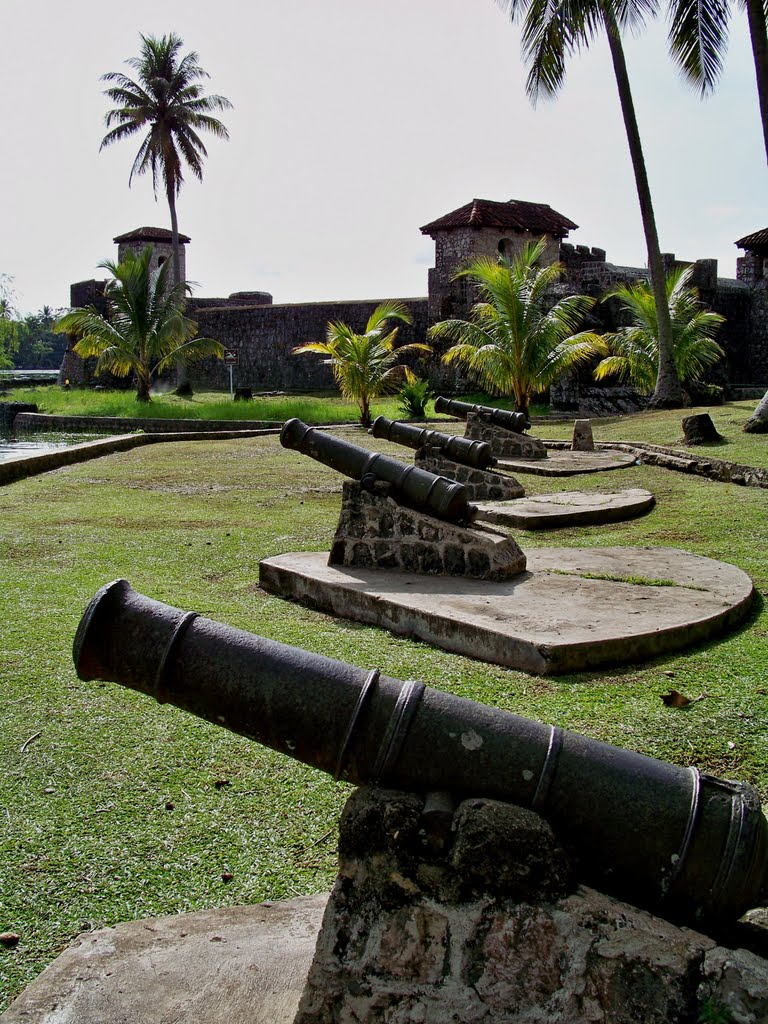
[0,403,767,1010]
[1,386,406,425]
[1,385,550,427]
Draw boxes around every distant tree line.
[0,276,67,371]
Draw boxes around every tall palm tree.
[293,302,430,427]
[100,33,232,287]
[593,264,725,392]
[54,246,223,402]
[666,0,768,431]
[496,0,684,409]
[430,239,604,419]
[667,0,768,167]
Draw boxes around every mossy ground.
[0,398,767,1010]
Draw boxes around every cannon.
[370,416,497,470]
[434,396,531,434]
[280,417,471,523]
[74,579,768,928]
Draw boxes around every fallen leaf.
[661,690,691,708]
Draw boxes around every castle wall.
[190,297,430,392]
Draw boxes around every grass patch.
[548,569,698,588]
[537,400,768,471]
[0,405,767,1008]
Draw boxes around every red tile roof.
[113,227,191,244]
[735,228,768,251]
[420,199,578,236]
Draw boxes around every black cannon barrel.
[75,579,768,928]
[434,396,531,434]
[280,418,472,523]
[370,416,497,470]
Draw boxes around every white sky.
[1,0,765,315]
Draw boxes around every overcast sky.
[1,0,765,315]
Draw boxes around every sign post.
[223,349,239,398]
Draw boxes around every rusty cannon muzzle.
[370,416,497,470]
[280,417,472,523]
[74,579,768,928]
[434,396,531,434]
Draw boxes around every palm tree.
[292,302,430,427]
[54,246,223,402]
[496,0,684,409]
[430,239,604,419]
[593,264,725,392]
[665,0,768,431]
[667,0,768,168]
[100,33,232,287]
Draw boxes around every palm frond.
[667,0,731,92]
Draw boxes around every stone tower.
[113,226,190,281]
[420,198,578,320]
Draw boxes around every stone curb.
[543,440,768,489]
[0,429,281,487]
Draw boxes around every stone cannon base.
[465,411,548,459]
[328,481,526,580]
[414,447,525,502]
[295,788,768,1024]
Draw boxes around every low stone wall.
[0,403,37,434]
[0,429,280,486]
[543,439,768,489]
[12,412,284,434]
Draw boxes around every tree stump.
[682,413,723,445]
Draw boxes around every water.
[0,370,59,385]
[0,434,102,463]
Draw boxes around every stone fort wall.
[189,297,430,392]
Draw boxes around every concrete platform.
[0,896,326,1024]
[497,450,637,476]
[259,547,754,675]
[473,488,655,530]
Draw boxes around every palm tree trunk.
[603,10,684,409]
[745,0,768,167]
[168,186,182,287]
[167,185,193,396]
[744,389,768,432]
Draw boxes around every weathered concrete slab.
[0,896,326,1024]
[473,488,655,530]
[497,449,637,476]
[259,547,754,674]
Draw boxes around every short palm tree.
[430,239,604,418]
[100,33,232,286]
[54,246,223,402]
[293,301,430,427]
[593,265,725,393]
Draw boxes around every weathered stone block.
[415,449,525,502]
[572,418,595,451]
[295,787,768,1024]
[465,413,548,459]
[328,482,526,579]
